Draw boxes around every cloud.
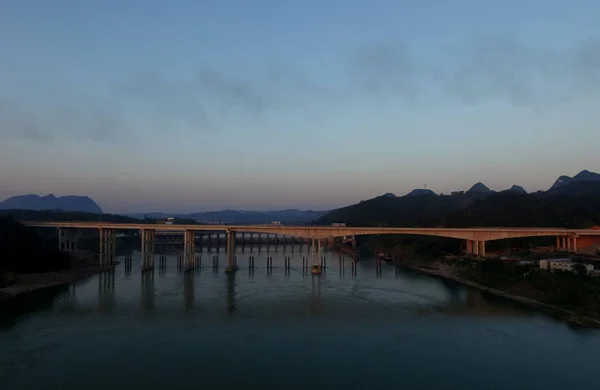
[344,36,600,107]
[346,41,419,103]
[2,36,599,144]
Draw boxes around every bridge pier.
[310,238,322,274]
[478,241,486,257]
[465,240,485,257]
[141,229,155,270]
[225,230,238,272]
[184,230,195,270]
[98,228,116,267]
[58,228,80,254]
[559,235,578,252]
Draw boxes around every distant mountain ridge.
[0,194,103,214]
[128,209,328,224]
[316,169,600,227]
[550,170,600,190]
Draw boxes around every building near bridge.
[539,258,594,274]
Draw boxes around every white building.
[539,258,594,274]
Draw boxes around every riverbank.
[399,259,600,328]
[0,263,113,301]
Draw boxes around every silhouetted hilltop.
[316,173,600,228]
[550,170,600,191]
[467,182,492,194]
[405,189,437,196]
[0,194,103,214]
[508,185,527,194]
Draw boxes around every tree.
[573,262,588,277]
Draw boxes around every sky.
[1,0,600,213]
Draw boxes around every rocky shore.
[399,259,600,328]
[0,263,112,301]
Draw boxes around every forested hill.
[0,210,200,225]
[316,191,600,229]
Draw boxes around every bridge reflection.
[184,271,195,312]
[2,265,581,330]
[226,272,236,316]
[141,271,155,314]
[98,271,115,312]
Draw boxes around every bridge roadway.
[22,221,600,269]
[22,220,600,241]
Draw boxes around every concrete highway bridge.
[22,221,600,273]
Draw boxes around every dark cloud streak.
[2,36,600,143]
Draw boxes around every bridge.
[22,221,600,273]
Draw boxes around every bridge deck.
[20,221,600,241]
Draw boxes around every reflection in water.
[0,284,71,329]
[310,275,322,317]
[98,271,115,312]
[140,271,155,314]
[4,245,600,390]
[226,272,236,316]
[183,271,194,312]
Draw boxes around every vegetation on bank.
[0,209,201,225]
[0,217,71,277]
[317,190,600,229]
[445,258,600,316]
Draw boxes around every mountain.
[382,193,397,198]
[550,170,600,190]
[467,182,492,194]
[405,189,437,196]
[508,185,527,194]
[315,169,600,228]
[316,190,600,229]
[316,193,471,227]
[128,209,328,224]
[0,194,103,214]
[550,175,572,189]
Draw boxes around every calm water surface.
[1,245,599,390]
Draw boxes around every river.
[1,244,599,390]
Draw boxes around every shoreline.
[399,261,600,328]
[0,263,115,302]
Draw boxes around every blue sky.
[1,0,599,213]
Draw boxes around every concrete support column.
[109,229,116,265]
[184,230,195,270]
[141,229,155,270]
[59,228,79,254]
[572,236,578,253]
[99,228,116,266]
[556,236,560,250]
[465,240,473,254]
[225,230,237,272]
[317,238,321,267]
[99,228,105,266]
[566,236,571,251]
[58,228,65,251]
[311,238,315,267]
[478,241,486,257]
[472,240,480,256]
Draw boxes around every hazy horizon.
[2,1,599,213]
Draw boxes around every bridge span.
[22,221,600,273]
